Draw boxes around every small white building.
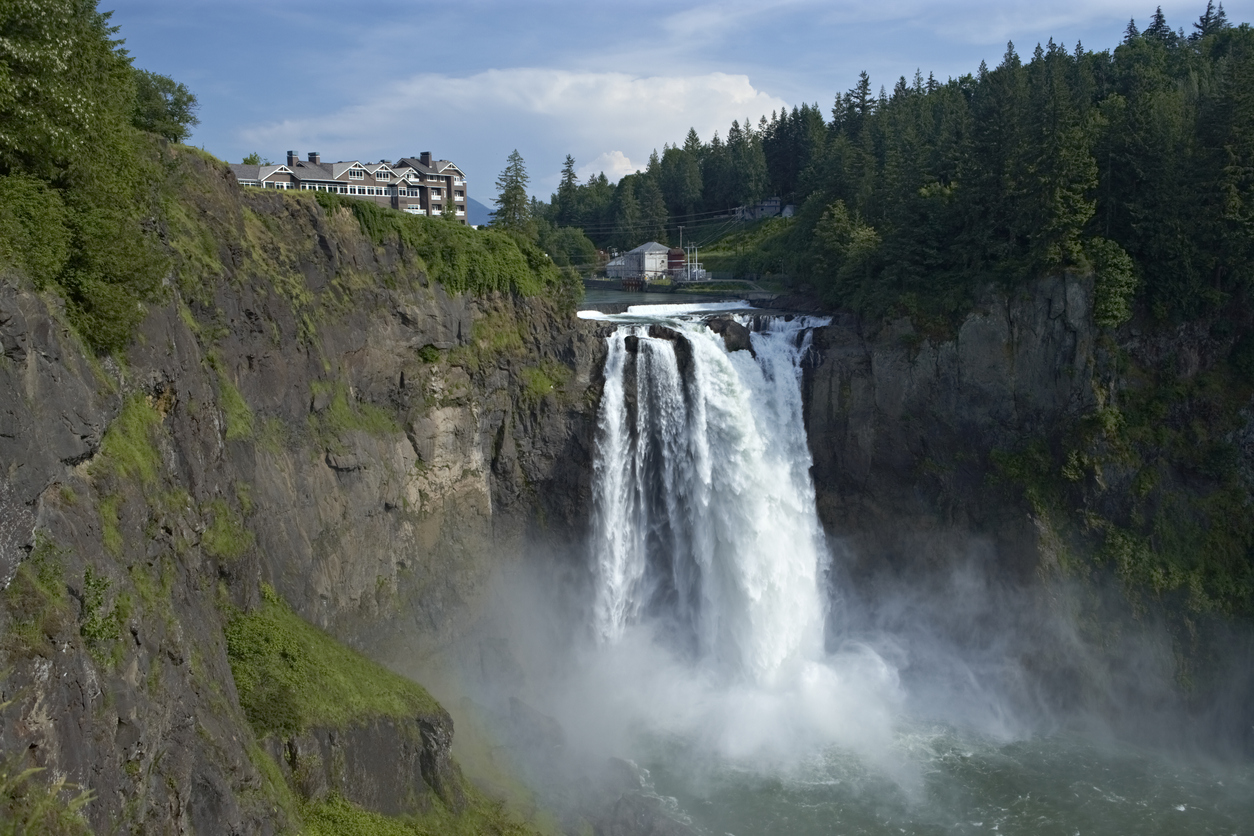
[607,242,671,279]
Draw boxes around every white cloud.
[577,151,642,183]
[239,68,787,195]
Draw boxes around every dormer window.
[375,170,390,181]
[348,169,364,179]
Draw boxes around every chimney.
[286,150,298,166]
[420,151,432,167]
[308,151,321,164]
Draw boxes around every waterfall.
[589,308,831,685]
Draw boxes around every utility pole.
[678,226,685,282]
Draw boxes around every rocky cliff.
[0,150,604,833]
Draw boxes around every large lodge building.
[229,151,468,223]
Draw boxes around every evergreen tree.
[638,176,669,243]
[1145,6,1177,46]
[555,154,578,226]
[610,176,640,250]
[492,149,534,238]
[1191,1,1229,40]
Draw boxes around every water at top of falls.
[577,300,754,320]
[589,304,831,686]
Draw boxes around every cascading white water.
[589,308,831,685]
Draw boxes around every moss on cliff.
[313,192,562,298]
[300,790,536,836]
[225,584,441,737]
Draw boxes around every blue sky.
[108,0,1250,203]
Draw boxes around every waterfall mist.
[395,303,1254,833]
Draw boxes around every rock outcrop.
[803,275,1097,582]
[0,150,603,832]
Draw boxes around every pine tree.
[610,177,640,251]
[492,149,534,237]
[555,154,578,226]
[638,176,669,244]
[1145,6,1176,45]
[1125,18,1140,43]
[1191,0,1230,40]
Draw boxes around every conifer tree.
[555,154,578,226]
[492,149,534,238]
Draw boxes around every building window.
[349,169,364,179]
[375,171,390,180]
[431,204,441,211]
[455,190,464,198]
[431,189,442,198]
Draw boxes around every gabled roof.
[229,163,293,182]
[329,161,367,178]
[288,159,337,180]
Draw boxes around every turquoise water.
[632,726,1254,836]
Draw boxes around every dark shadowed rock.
[706,316,755,355]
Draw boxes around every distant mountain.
[467,197,493,226]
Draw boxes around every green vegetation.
[309,381,399,451]
[0,1,180,353]
[519,362,572,406]
[2,534,72,659]
[994,351,1254,618]
[447,311,525,374]
[538,9,1254,329]
[200,499,253,561]
[301,791,535,836]
[91,394,164,486]
[224,584,441,737]
[79,566,131,666]
[209,357,255,440]
[98,494,123,558]
[0,756,92,836]
[314,192,561,297]
[131,69,199,143]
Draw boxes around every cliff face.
[803,275,1097,581]
[0,151,603,832]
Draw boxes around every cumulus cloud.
[239,68,787,194]
[577,151,642,183]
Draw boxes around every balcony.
[455,195,465,201]
[404,207,426,215]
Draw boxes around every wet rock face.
[802,275,1097,582]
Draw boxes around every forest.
[531,3,1253,326]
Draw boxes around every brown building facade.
[229,151,468,223]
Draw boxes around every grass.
[91,394,164,486]
[309,381,400,451]
[98,494,123,558]
[210,359,255,441]
[2,534,73,659]
[519,362,571,407]
[0,755,92,836]
[300,791,538,836]
[224,584,442,737]
[200,499,254,561]
[447,312,526,374]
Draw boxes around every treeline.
[532,122,774,258]
[0,0,199,352]
[537,4,1254,324]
